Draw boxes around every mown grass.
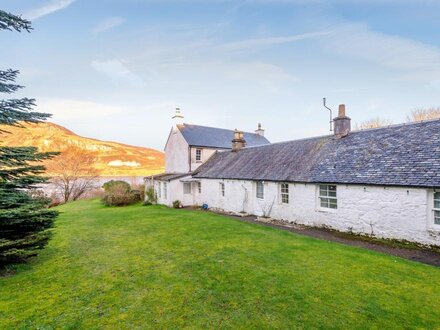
[1,199,439,329]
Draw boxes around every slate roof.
[147,173,190,181]
[194,119,440,188]
[177,124,270,149]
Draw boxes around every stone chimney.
[333,104,351,137]
[232,129,246,152]
[172,107,184,126]
[255,123,265,137]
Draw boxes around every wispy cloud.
[24,0,76,20]
[93,17,125,34]
[91,59,145,87]
[325,23,440,80]
[217,31,332,52]
[37,98,123,121]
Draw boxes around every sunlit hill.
[0,122,165,176]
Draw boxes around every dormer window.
[196,148,202,162]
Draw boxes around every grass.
[1,199,439,329]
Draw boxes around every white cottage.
[145,108,270,206]
[146,106,440,246]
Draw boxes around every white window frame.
[280,183,289,204]
[183,182,191,194]
[433,191,440,226]
[256,181,264,199]
[197,182,202,194]
[158,182,162,198]
[163,182,167,199]
[195,148,202,162]
[318,184,337,210]
[219,182,225,197]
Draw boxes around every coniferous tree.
[0,10,59,267]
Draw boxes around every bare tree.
[355,117,392,130]
[46,146,100,203]
[406,107,440,122]
[258,197,275,218]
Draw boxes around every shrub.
[102,180,131,193]
[173,200,182,209]
[102,181,140,207]
[144,187,158,205]
[131,183,145,201]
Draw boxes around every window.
[197,182,202,194]
[163,182,167,199]
[280,183,289,204]
[219,182,225,197]
[183,182,191,194]
[158,182,162,198]
[319,184,337,209]
[434,192,440,225]
[196,148,202,162]
[256,181,264,199]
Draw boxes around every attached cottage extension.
[146,108,270,206]
[146,107,440,246]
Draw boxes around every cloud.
[36,98,123,121]
[91,60,145,87]
[217,31,331,52]
[222,61,297,91]
[325,23,440,80]
[24,0,76,20]
[93,17,125,34]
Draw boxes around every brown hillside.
[0,122,165,176]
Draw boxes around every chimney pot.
[338,104,346,117]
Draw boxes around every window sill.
[317,207,338,214]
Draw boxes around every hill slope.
[0,122,164,176]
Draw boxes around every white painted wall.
[146,177,199,207]
[189,147,219,171]
[164,128,189,173]
[194,179,440,246]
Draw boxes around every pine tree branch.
[0,10,32,32]
[0,98,52,127]
[0,70,19,83]
[0,82,22,94]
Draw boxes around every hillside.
[0,122,164,176]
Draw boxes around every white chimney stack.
[255,123,265,137]
[172,107,184,126]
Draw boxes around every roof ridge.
[179,123,263,136]
[351,117,440,134]
[217,134,332,153]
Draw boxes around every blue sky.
[1,0,440,150]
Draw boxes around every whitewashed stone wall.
[165,128,189,173]
[192,179,440,246]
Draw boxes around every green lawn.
[1,200,439,329]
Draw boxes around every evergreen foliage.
[0,11,58,267]
[0,10,31,32]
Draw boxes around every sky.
[1,0,440,150]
